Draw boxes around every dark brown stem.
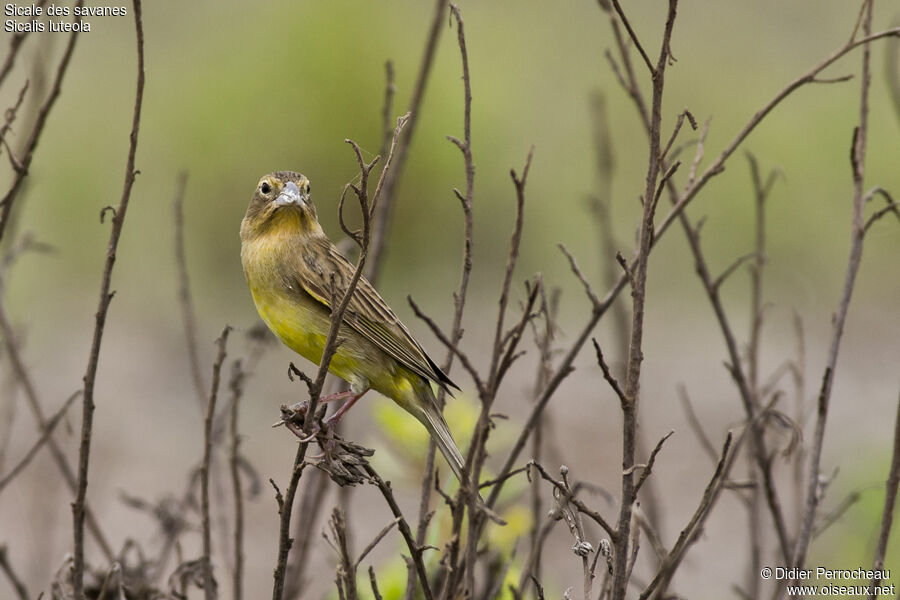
[72,2,143,596]
[522,281,558,589]
[484,4,900,522]
[408,6,476,599]
[792,0,874,574]
[610,0,655,75]
[612,3,678,598]
[329,509,358,600]
[283,470,329,599]
[745,152,776,599]
[529,462,617,539]
[746,152,777,402]
[632,431,674,497]
[228,360,246,600]
[593,339,627,409]
[0,80,29,163]
[487,147,533,398]
[868,389,900,597]
[364,465,434,600]
[650,26,900,256]
[201,328,231,600]
[677,385,718,463]
[603,0,799,570]
[272,446,308,600]
[354,518,400,570]
[369,566,384,600]
[452,148,533,598]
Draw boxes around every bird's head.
[240,171,321,241]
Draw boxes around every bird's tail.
[415,386,476,495]
[418,394,466,484]
[416,386,502,518]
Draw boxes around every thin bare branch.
[863,187,900,233]
[486,1,900,525]
[0,0,49,91]
[559,244,601,309]
[792,0,876,573]
[354,518,400,570]
[487,146,534,397]
[0,391,78,494]
[409,296,483,393]
[369,566,384,600]
[593,338,627,409]
[201,327,231,600]
[529,462,617,540]
[364,464,434,600]
[272,447,308,600]
[409,7,477,596]
[639,432,733,600]
[869,389,900,597]
[611,3,679,597]
[661,109,697,163]
[632,431,674,497]
[282,470,329,598]
[0,80,29,168]
[328,508,358,600]
[677,385,718,463]
[712,252,759,290]
[229,360,247,600]
[652,25,900,254]
[609,0,655,75]
[73,3,144,596]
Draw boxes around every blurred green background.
[0,0,898,597]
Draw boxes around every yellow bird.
[240,171,467,483]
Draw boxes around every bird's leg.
[292,390,367,443]
[324,390,367,426]
[282,389,357,418]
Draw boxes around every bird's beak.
[274,181,307,207]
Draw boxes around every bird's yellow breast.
[241,229,412,399]
[241,231,329,362]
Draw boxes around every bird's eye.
[260,182,271,195]
[306,183,311,195]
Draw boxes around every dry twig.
[869,389,900,597]
[201,328,231,600]
[0,391,78,494]
[72,3,144,596]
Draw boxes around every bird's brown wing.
[292,236,457,392]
